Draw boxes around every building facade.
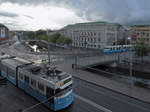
[0,24,9,41]
[130,25,150,45]
[58,21,127,49]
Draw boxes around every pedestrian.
[72,64,74,69]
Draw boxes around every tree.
[56,36,65,44]
[36,30,46,36]
[64,37,72,45]
[135,38,149,58]
[37,34,48,41]
[56,36,72,45]
[26,31,35,39]
[49,33,60,43]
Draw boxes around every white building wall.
[59,22,126,49]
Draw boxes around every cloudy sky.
[0,0,149,31]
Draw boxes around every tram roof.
[21,62,70,84]
[2,57,32,68]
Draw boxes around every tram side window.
[24,76,29,84]
[31,79,36,88]
[1,64,7,72]
[38,82,44,92]
[8,68,15,78]
[46,87,54,96]
[19,73,24,80]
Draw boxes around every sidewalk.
[58,62,150,103]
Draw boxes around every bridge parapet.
[77,54,118,68]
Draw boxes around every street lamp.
[128,36,133,86]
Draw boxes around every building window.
[91,32,93,36]
[147,33,149,36]
[98,33,101,37]
[94,38,96,42]
[98,38,101,42]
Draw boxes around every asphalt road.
[0,77,150,112]
[0,80,103,112]
[73,77,150,112]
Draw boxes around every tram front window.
[55,84,72,97]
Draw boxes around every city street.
[1,1,150,112]
[0,77,150,112]
[0,40,150,112]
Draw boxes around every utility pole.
[129,36,133,86]
[130,51,133,86]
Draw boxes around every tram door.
[46,87,54,104]
[24,75,30,93]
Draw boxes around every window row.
[134,38,149,41]
[73,43,101,48]
[19,73,45,92]
[73,37,101,42]
[73,31,101,37]
[0,64,16,78]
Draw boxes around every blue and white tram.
[104,45,134,53]
[0,55,73,111]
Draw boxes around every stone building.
[58,21,127,49]
[130,25,150,45]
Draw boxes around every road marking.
[74,94,112,112]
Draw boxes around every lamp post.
[128,36,133,86]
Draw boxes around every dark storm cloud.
[0,11,18,18]
[1,0,150,26]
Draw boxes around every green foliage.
[49,33,60,43]
[56,36,65,44]
[56,36,72,45]
[37,34,48,41]
[36,30,46,36]
[64,37,72,45]
[135,38,149,57]
[26,31,35,39]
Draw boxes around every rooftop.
[67,21,119,27]
[131,24,150,27]
[0,23,9,29]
